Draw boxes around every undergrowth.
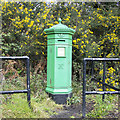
[1,74,63,118]
[86,94,118,118]
[1,93,62,118]
[1,71,119,118]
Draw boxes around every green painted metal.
[44,18,75,94]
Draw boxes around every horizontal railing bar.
[84,58,120,61]
[0,89,28,94]
[0,56,29,60]
[86,91,120,95]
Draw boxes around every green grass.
[1,75,119,118]
[1,75,63,118]
[72,79,119,118]
[86,94,118,118]
[1,93,62,118]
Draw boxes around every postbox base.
[47,92,72,104]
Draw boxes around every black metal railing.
[82,58,120,118]
[0,56,30,107]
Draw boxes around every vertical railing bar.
[91,60,94,78]
[82,59,87,118]
[102,61,106,101]
[118,60,120,119]
[26,57,31,107]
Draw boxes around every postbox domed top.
[44,18,75,35]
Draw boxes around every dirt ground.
[51,101,95,118]
[51,101,119,118]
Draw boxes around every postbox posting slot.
[57,47,66,58]
[58,40,65,42]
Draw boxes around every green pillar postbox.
[44,18,75,104]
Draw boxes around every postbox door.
[55,45,72,89]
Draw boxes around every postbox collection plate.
[57,47,65,57]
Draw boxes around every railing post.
[82,59,87,118]
[26,57,31,107]
[102,61,106,101]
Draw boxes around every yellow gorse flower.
[28,21,34,27]
[108,67,115,74]
[99,69,103,75]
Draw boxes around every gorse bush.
[2,2,119,61]
[98,66,119,91]
[1,1,119,87]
